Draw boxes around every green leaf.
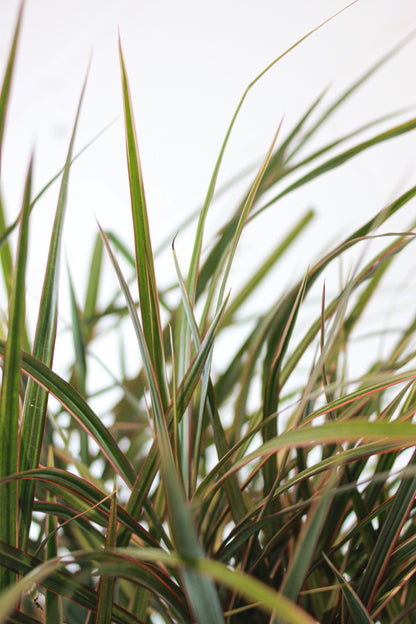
[4,466,157,548]
[357,450,416,611]
[187,1,358,300]
[67,264,87,394]
[287,29,416,161]
[93,548,317,624]
[154,378,226,624]
[0,555,62,624]
[277,473,335,606]
[254,116,416,219]
[44,450,62,624]
[0,156,32,590]
[19,71,88,549]
[94,486,117,624]
[100,225,227,622]
[0,343,136,487]
[0,1,23,170]
[262,272,308,500]
[119,40,169,411]
[323,553,375,624]
[84,233,104,342]
[172,244,251,524]
[0,543,143,624]
[0,3,27,344]
[221,209,314,326]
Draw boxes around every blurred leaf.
[254,116,416,219]
[0,554,62,624]
[0,1,23,170]
[288,28,416,161]
[0,3,29,353]
[0,543,143,624]
[84,233,104,342]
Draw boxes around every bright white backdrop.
[1,0,416,377]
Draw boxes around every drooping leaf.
[0,343,136,487]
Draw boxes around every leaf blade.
[0,156,32,589]
[119,40,169,411]
[19,71,89,549]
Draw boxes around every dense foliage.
[1,4,416,624]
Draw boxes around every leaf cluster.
[1,4,416,624]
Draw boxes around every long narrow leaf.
[0,157,32,590]
[44,449,61,624]
[0,1,23,170]
[187,1,358,298]
[0,543,143,624]
[19,72,89,549]
[0,343,136,487]
[288,29,416,161]
[0,3,26,341]
[253,117,416,219]
[94,486,117,624]
[277,473,336,607]
[99,225,227,623]
[119,41,169,411]
[323,554,375,624]
[357,450,416,611]
[84,233,104,342]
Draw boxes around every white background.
[1,0,416,379]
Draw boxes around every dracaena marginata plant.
[1,3,416,624]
